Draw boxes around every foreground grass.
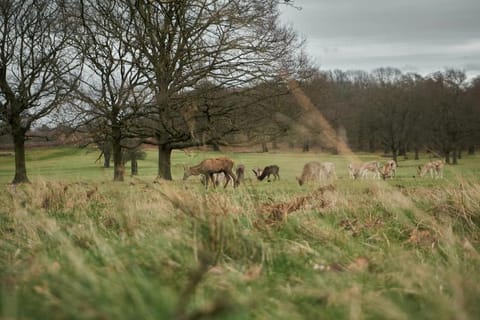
[1,148,480,319]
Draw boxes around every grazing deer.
[417,160,444,178]
[417,162,436,178]
[235,164,245,187]
[348,162,363,179]
[183,157,236,188]
[381,160,397,180]
[296,161,323,186]
[433,160,444,178]
[321,162,337,180]
[253,165,280,181]
[359,161,382,179]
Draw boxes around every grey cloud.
[281,0,480,76]
[284,0,480,44]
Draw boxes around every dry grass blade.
[257,184,335,223]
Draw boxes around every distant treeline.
[292,67,480,163]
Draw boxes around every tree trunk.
[131,158,138,176]
[399,145,408,159]
[158,144,172,180]
[391,147,398,164]
[261,142,269,153]
[98,142,112,168]
[444,151,451,164]
[383,145,389,155]
[302,139,309,152]
[212,143,220,151]
[414,147,419,160]
[452,148,458,165]
[112,138,124,181]
[272,139,278,150]
[457,148,462,160]
[468,145,475,155]
[103,148,111,168]
[12,130,29,184]
[368,136,375,153]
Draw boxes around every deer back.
[298,161,323,184]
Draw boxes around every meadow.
[1,147,480,319]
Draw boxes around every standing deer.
[381,160,397,180]
[433,160,445,178]
[417,160,444,178]
[321,162,337,180]
[348,162,363,179]
[359,161,382,179]
[348,161,381,179]
[183,157,236,188]
[253,165,280,181]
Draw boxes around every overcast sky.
[280,0,480,78]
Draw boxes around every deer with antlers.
[183,157,236,188]
[253,165,280,182]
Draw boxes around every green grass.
[1,147,480,319]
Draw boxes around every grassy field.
[1,147,480,319]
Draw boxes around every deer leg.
[232,170,237,188]
[202,174,208,188]
[225,170,236,188]
[222,171,229,188]
[205,173,213,188]
[212,173,218,188]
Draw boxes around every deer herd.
[182,156,445,188]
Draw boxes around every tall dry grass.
[1,176,480,319]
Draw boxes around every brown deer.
[253,165,280,181]
[235,164,245,187]
[183,157,236,188]
[200,172,231,187]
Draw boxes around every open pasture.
[2,147,478,186]
[1,148,480,319]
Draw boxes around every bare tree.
[110,0,303,180]
[68,0,151,181]
[401,73,426,160]
[0,0,80,183]
[427,69,468,164]
[464,76,480,155]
